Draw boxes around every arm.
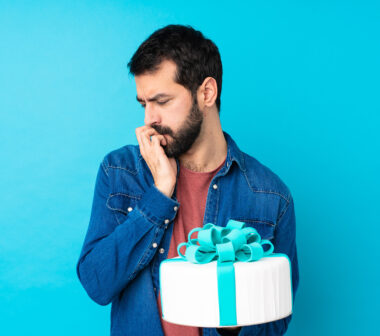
[76,159,179,306]
[214,195,300,336]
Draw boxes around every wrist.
[155,183,174,198]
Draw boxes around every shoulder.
[101,144,142,175]
[241,151,292,203]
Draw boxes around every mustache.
[151,124,174,137]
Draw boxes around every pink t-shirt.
[157,157,226,336]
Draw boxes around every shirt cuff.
[135,183,180,227]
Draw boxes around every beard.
[151,94,203,158]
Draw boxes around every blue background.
[1,1,379,335]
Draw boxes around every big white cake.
[159,254,292,328]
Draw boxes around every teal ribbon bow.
[177,219,274,326]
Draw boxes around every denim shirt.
[76,131,299,336]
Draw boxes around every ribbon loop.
[261,239,274,256]
[216,241,236,263]
[178,219,274,265]
[222,228,247,251]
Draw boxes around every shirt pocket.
[106,192,142,225]
[229,217,275,240]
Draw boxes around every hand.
[135,125,177,198]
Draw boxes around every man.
[76,24,299,336]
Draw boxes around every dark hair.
[127,24,223,113]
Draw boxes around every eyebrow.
[136,93,172,103]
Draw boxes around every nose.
[144,103,161,126]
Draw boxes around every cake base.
[159,254,292,328]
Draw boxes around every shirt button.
[154,287,156,291]
[127,207,133,212]
[164,219,170,224]
[159,248,165,254]
[152,242,158,248]
[213,184,218,189]
[173,206,178,211]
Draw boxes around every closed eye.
[140,100,169,108]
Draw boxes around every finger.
[137,134,146,159]
[152,134,167,146]
[137,127,164,158]
[151,135,165,154]
[135,125,151,142]
[140,130,153,150]
[135,125,148,137]
[136,127,148,158]
[141,134,163,152]
[136,125,155,142]
[141,127,162,141]
[141,128,165,148]
[135,126,147,143]
[152,134,167,147]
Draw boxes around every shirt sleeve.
[213,195,300,336]
[76,159,179,306]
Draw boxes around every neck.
[178,113,227,172]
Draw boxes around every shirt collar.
[223,130,246,172]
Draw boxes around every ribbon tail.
[217,261,237,326]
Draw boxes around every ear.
[198,76,218,109]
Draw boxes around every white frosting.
[159,256,292,327]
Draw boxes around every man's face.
[135,60,203,158]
